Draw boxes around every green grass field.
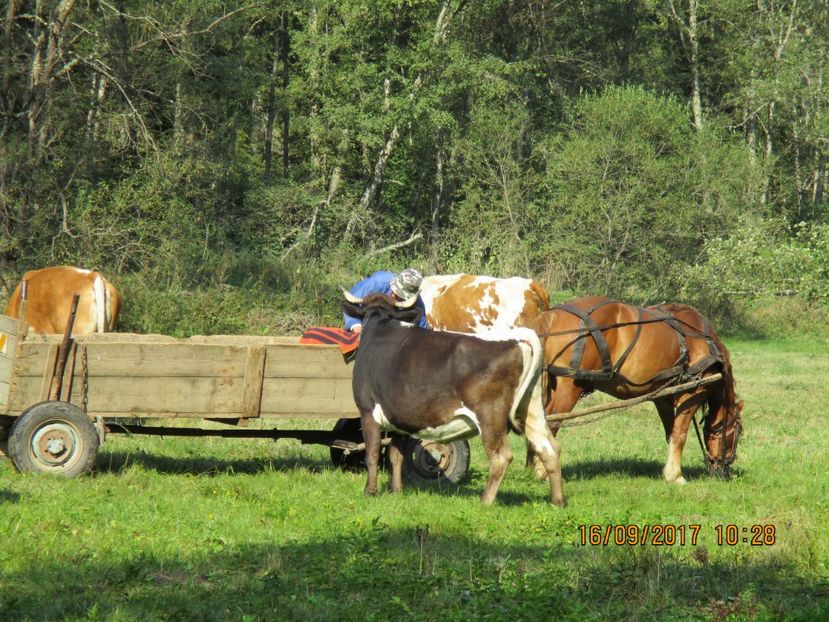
[1,338,828,621]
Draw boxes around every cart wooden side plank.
[13,342,353,379]
[14,342,250,378]
[4,332,357,419]
[0,315,18,411]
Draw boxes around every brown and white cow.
[342,290,566,506]
[420,274,549,332]
[5,266,121,334]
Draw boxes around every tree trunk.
[668,0,703,131]
[688,0,703,131]
[762,101,775,207]
[2,0,18,95]
[814,157,826,210]
[430,142,446,264]
[264,33,279,178]
[281,12,290,175]
[307,8,322,178]
[345,125,400,240]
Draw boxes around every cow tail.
[531,280,551,311]
[93,274,106,333]
[508,327,544,434]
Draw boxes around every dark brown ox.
[342,291,566,506]
[5,266,121,334]
[532,296,743,483]
[420,274,549,332]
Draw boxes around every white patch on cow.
[420,274,538,333]
[92,275,106,333]
[71,267,92,275]
[371,403,400,432]
[489,277,535,330]
[413,406,481,443]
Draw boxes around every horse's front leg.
[664,392,706,484]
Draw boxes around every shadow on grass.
[563,458,709,481]
[1,529,826,622]
[96,450,329,477]
[0,488,20,503]
[93,450,733,506]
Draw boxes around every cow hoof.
[552,497,568,508]
[364,487,378,497]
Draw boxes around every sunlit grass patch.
[0,339,827,620]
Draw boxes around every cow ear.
[395,306,423,324]
[341,300,366,319]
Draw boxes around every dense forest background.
[1,0,828,336]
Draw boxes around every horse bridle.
[692,402,742,472]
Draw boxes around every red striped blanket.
[299,326,360,354]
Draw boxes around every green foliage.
[1,0,827,332]
[532,85,759,300]
[681,218,829,304]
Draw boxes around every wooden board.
[14,342,251,378]
[0,314,18,336]
[0,315,16,411]
[3,333,357,419]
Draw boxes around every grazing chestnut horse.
[532,296,743,483]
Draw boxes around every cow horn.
[341,287,363,304]
[394,294,418,308]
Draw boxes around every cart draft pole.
[49,293,80,402]
[545,373,724,423]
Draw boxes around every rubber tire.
[402,437,470,486]
[8,401,99,478]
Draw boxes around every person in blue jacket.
[344,268,429,333]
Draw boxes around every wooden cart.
[0,313,469,482]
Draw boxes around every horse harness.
[541,299,739,469]
[544,299,723,387]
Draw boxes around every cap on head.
[389,268,423,299]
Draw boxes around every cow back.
[420,274,549,332]
[5,266,121,334]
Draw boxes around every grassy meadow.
[1,337,828,621]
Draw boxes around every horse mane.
[655,303,738,411]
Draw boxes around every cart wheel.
[402,437,470,486]
[330,418,367,471]
[8,401,99,477]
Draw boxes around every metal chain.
[81,343,89,414]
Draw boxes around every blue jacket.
[344,270,429,330]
